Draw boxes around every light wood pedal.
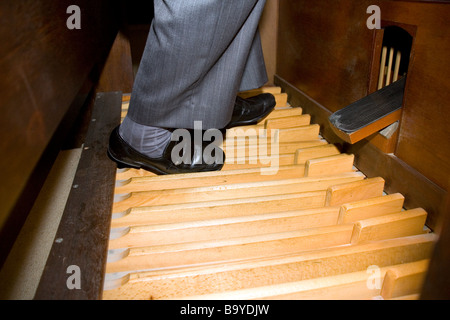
[102,234,436,300]
[181,260,429,300]
[103,87,436,300]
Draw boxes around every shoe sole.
[107,148,224,176]
[107,148,169,175]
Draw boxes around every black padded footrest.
[329,76,405,134]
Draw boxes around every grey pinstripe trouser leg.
[125,0,268,130]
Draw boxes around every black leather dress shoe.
[107,127,224,175]
[226,93,276,128]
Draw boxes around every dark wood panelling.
[276,0,450,227]
[0,1,121,257]
[277,0,374,113]
[96,31,134,93]
[421,193,450,300]
[378,2,450,192]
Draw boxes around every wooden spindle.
[378,46,388,89]
[385,47,395,86]
[393,51,402,82]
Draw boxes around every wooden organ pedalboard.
[102,86,436,300]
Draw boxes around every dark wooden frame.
[34,92,121,300]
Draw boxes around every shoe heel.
[116,160,141,170]
[116,163,128,170]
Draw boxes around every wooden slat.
[389,294,420,300]
[102,234,436,300]
[110,188,405,231]
[338,193,405,224]
[223,139,328,157]
[106,224,355,273]
[225,115,310,137]
[305,154,355,177]
[221,134,258,149]
[181,267,393,300]
[325,177,385,207]
[224,127,321,149]
[115,168,157,180]
[109,205,427,252]
[276,125,320,143]
[108,208,429,273]
[181,260,429,300]
[114,152,353,194]
[222,153,296,171]
[265,115,311,130]
[225,123,263,134]
[350,208,427,244]
[111,191,328,229]
[222,135,316,152]
[112,172,365,213]
[265,107,303,120]
[108,207,341,249]
[380,260,429,300]
[238,86,282,98]
[114,143,319,180]
[294,144,341,164]
[273,93,288,108]
[107,208,428,272]
[114,165,307,194]
[121,101,129,110]
[114,139,329,180]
